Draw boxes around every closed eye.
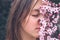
[32,14,39,17]
[31,9,40,17]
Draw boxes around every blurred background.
[0,0,60,40]
[0,0,12,40]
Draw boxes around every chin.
[34,34,40,38]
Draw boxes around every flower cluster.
[39,0,60,40]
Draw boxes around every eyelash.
[32,14,39,17]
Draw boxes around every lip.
[35,27,40,31]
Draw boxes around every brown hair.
[6,0,34,40]
[6,0,39,40]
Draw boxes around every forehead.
[28,0,43,15]
[30,0,42,14]
[33,0,42,10]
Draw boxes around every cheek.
[21,16,36,32]
[25,15,37,28]
[22,16,40,38]
[23,16,38,32]
[24,19,39,38]
[28,16,38,27]
[25,17,36,30]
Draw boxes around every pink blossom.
[39,0,60,40]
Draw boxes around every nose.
[38,17,44,26]
[38,19,41,23]
[38,19,42,26]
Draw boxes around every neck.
[20,28,36,40]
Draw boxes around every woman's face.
[21,0,44,38]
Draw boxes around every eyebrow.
[32,9,44,15]
[30,9,40,15]
[33,9,39,12]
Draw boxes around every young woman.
[6,0,60,40]
[6,0,44,40]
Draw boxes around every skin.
[20,0,45,40]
